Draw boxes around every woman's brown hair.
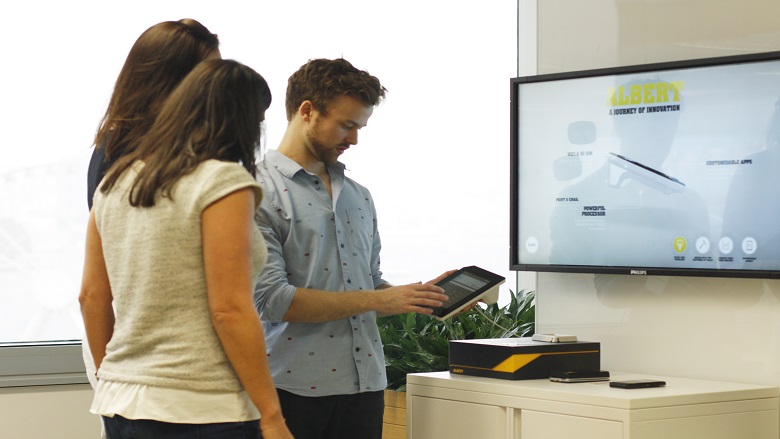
[101,59,272,207]
[93,19,219,162]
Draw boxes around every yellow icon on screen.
[673,237,687,253]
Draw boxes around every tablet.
[431,266,505,320]
[608,152,685,194]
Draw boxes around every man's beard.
[306,124,341,164]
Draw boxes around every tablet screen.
[431,266,505,319]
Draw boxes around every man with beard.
[253,58,450,439]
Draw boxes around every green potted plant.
[379,289,536,391]
[377,289,535,439]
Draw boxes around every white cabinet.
[406,371,779,439]
[520,410,622,439]
[410,397,505,438]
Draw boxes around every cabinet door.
[520,410,622,439]
[631,411,779,439]
[410,396,506,439]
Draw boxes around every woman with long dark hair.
[87,18,220,209]
[82,20,221,437]
[79,59,292,439]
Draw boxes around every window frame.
[0,342,88,388]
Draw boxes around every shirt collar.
[263,149,346,179]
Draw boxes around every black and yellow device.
[449,338,601,381]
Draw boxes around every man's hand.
[375,282,448,316]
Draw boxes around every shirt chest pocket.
[346,207,374,251]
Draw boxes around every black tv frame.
[510,50,780,279]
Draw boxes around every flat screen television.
[510,51,780,279]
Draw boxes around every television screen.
[510,51,780,278]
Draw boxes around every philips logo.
[630,270,647,275]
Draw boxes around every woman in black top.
[87,18,220,209]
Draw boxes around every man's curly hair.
[285,58,387,121]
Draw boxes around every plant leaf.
[378,290,536,390]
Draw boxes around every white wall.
[533,0,780,386]
[0,384,99,438]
